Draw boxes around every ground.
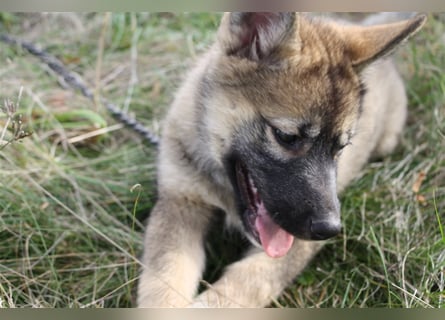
[0,13,444,307]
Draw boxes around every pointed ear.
[217,12,299,61]
[340,14,427,69]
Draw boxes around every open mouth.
[235,161,294,258]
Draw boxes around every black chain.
[0,33,160,146]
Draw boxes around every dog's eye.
[273,128,299,146]
[332,140,351,158]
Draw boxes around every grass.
[0,13,444,308]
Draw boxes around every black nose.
[310,219,341,240]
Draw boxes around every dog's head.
[200,13,425,257]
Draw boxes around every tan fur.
[137,13,426,307]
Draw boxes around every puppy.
[137,12,426,307]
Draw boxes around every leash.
[0,33,160,146]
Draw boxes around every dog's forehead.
[232,62,361,132]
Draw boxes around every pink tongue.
[255,202,294,258]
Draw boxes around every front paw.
[188,299,211,308]
[189,290,243,308]
[188,291,214,308]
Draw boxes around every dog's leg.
[191,240,323,307]
[137,197,212,307]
